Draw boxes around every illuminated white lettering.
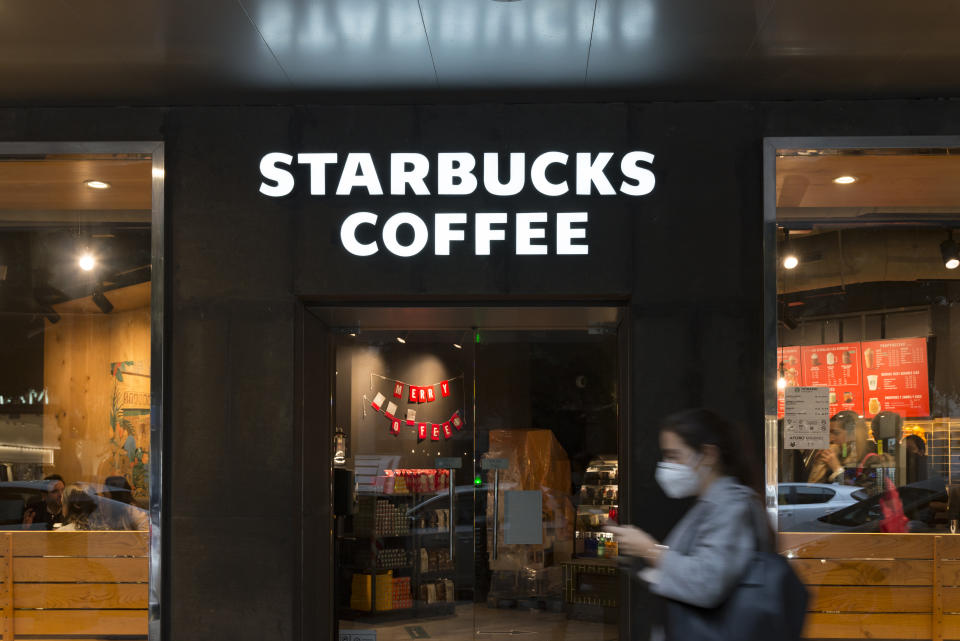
[434,213,467,255]
[437,153,478,195]
[382,212,429,257]
[619,151,655,196]
[337,153,383,195]
[340,212,379,256]
[556,212,589,255]
[475,213,508,255]
[516,212,548,255]
[575,152,615,195]
[530,152,569,196]
[483,152,525,196]
[391,153,431,196]
[259,153,295,197]
[297,153,338,195]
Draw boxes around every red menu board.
[801,342,863,416]
[776,346,802,419]
[860,338,930,418]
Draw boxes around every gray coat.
[648,476,759,608]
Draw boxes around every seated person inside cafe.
[805,410,890,488]
[23,474,65,529]
[59,483,149,531]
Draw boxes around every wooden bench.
[0,531,149,640]
[779,532,960,641]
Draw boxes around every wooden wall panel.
[12,531,148,558]
[42,282,150,490]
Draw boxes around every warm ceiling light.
[453,343,462,350]
[777,377,787,390]
[782,254,799,270]
[833,176,857,185]
[396,336,406,344]
[84,180,111,189]
[78,252,96,272]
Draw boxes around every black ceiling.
[3,0,960,105]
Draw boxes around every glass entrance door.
[473,329,621,641]
[328,309,622,641]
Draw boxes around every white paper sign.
[784,386,830,450]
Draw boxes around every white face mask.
[655,454,703,499]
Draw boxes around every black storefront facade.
[3,98,960,641]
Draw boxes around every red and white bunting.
[442,422,453,439]
[385,401,398,420]
[406,408,417,425]
[371,392,386,412]
[418,387,427,403]
[417,422,428,440]
[451,411,463,430]
[430,424,441,441]
[409,386,419,403]
[390,419,401,435]
[440,380,450,398]
[393,382,404,399]
[426,386,436,402]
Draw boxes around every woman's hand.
[604,524,667,566]
[818,448,842,474]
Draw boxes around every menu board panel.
[777,346,803,419]
[801,342,863,416]
[860,337,930,418]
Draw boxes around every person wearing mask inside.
[605,409,768,640]
[23,474,66,529]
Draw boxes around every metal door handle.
[492,469,500,560]
[448,469,455,560]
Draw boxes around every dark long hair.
[660,408,762,494]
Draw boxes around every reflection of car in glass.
[406,485,486,601]
[778,483,860,530]
[782,478,948,533]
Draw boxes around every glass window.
[769,140,960,641]
[0,150,156,639]
[792,486,835,505]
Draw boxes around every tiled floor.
[341,603,619,641]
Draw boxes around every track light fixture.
[781,230,799,270]
[942,231,960,270]
[92,287,114,314]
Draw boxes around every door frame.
[298,300,632,641]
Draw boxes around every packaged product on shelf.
[444,579,455,602]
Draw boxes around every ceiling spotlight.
[942,234,960,270]
[396,336,406,344]
[92,288,114,314]
[453,343,462,350]
[78,252,96,272]
[84,180,111,190]
[833,176,857,185]
[348,332,357,337]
